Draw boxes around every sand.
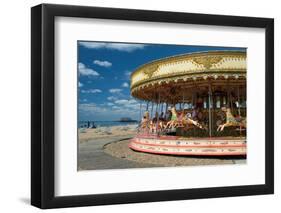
[78,124,245,170]
[78,124,138,143]
[104,139,245,167]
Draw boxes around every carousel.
[129,50,247,156]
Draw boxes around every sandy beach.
[78,124,138,143]
[78,124,245,170]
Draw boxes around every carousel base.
[129,134,246,156]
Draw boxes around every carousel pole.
[237,86,241,116]
[156,92,160,133]
[237,86,242,135]
[182,92,185,111]
[208,83,212,137]
[227,83,230,108]
[151,101,154,118]
[161,102,164,114]
[191,88,194,109]
[139,101,142,122]
[165,102,168,119]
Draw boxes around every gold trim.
[192,56,223,69]
[130,51,246,102]
[131,51,246,80]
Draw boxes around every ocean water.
[79,121,139,128]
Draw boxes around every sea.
[79,121,139,128]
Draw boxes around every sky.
[78,41,245,121]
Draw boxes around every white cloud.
[112,106,121,110]
[109,88,122,93]
[124,70,132,80]
[79,103,107,113]
[78,82,83,87]
[93,60,112,68]
[78,102,139,120]
[81,89,102,93]
[107,103,114,106]
[122,82,129,88]
[78,63,99,76]
[115,99,137,105]
[79,42,145,52]
[107,96,118,101]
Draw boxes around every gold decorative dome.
[130,51,246,103]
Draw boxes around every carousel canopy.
[130,51,246,103]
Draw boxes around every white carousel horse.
[182,116,206,130]
[217,107,247,131]
[164,107,180,129]
[165,107,205,130]
[140,111,150,130]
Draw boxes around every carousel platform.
[129,134,246,156]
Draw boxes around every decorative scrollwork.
[143,64,158,78]
[192,56,223,69]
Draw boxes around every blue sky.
[78,41,245,121]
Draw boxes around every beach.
[78,124,138,143]
[78,124,160,170]
[78,124,246,170]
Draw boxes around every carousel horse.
[151,113,166,132]
[140,111,150,130]
[165,107,205,130]
[164,107,179,129]
[217,107,247,131]
[182,116,206,130]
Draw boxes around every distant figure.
[90,122,96,128]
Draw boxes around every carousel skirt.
[129,134,246,156]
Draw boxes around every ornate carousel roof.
[130,51,246,103]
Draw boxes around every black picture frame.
[31,3,274,209]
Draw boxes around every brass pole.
[139,101,142,122]
[208,83,212,137]
[238,86,241,116]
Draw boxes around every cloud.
[115,99,137,105]
[122,82,129,88]
[109,88,122,93]
[78,63,99,76]
[107,96,118,101]
[79,103,107,113]
[114,99,139,112]
[112,106,121,110]
[93,60,112,68]
[124,70,132,80]
[78,82,83,87]
[78,102,139,121]
[79,42,146,52]
[81,89,102,93]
